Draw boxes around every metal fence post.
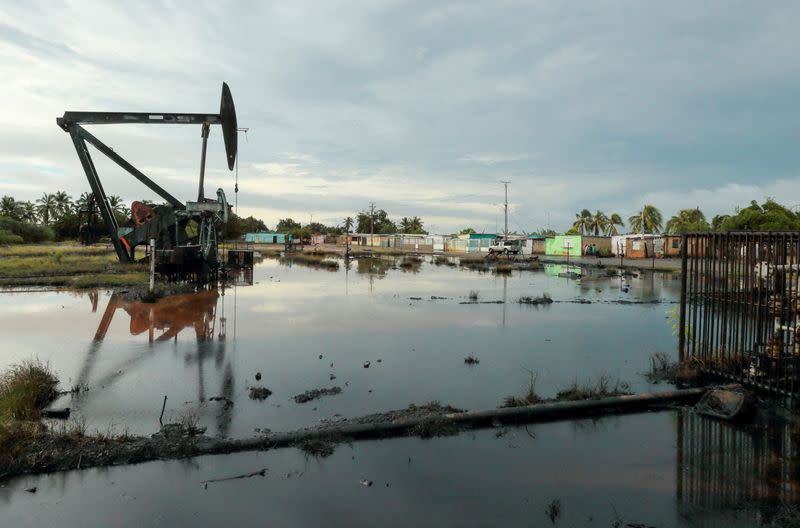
[678,233,688,362]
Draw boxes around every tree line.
[3,192,799,244]
[269,210,427,241]
[565,200,800,236]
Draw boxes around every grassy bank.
[0,244,147,288]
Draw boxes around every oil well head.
[57,83,241,282]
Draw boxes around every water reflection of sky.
[1,408,796,528]
[0,257,684,437]
[1,258,796,526]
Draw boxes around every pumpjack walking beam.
[56,83,238,263]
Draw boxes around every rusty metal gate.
[679,232,800,397]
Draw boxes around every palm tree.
[665,208,708,234]
[628,205,663,234]
[587,210,608,236]
[571,209,592,235]
[75,192,93,212]
[19,201,38,223]
[0,195,21,219]
[399,217,412,233]
[107,195,126,215]
[53,190,73,219]
[36,193,58,225]
[605,213,624,235]
[343,216,354,233]
[409,216,424,234]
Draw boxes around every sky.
[1,1,800,234]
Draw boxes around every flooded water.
[2,255,798,526]
[0,256,681,437]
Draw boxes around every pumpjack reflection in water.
[73,284,243,436]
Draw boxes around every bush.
[0,216,54,243]
[0,229,23,244]
[0,360,59,420]
[52,212,82,241]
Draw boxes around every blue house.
[244,232,293,244]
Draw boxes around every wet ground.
[1,255,798,526]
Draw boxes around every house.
[624,234,664,258]
[663,235,682,257]
[580,235,612,256]
[466,233,498,253]
[245,232,293,244]
[544,235,612,257]
[524,235,546,255]
[545,235,581,257]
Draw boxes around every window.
[672,238,679,249]
[632,241,641,251]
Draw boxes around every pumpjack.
[57,83,238,279]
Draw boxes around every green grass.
[0,244,146,287]
[0,360,59,421]
[0,243,114,258]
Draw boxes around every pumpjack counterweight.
[57,83,238,280]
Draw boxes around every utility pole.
[369,202,375,247]
[500,181,511,240]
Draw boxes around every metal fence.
[679,232,800,397]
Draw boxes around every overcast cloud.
[1,1,799,233]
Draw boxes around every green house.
[545,235,582,257]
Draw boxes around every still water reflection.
[0,257,797,525]
[2,409,797,527]
[1,257,680,437]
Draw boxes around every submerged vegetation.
[501,370,542,407]
[0,360,59,473]
[502,372,632,407]
[555,374,631,401]
[518,293,553,305]
[0,360,58,421]
[645,352,702,385]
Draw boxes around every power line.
[369,202,375,245]
[500,181,511,239]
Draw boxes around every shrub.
[0,216,54,243]
[0,360,59,420]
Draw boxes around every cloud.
[1,1,799,232]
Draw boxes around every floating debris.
[293,386,342,404]
[41,408,71,419]
[464,355,480,365]
[518,294,553,305]
[249,387,273,400]
[201,468,267,485]
[546,499,562,524]
[255,372,262,381]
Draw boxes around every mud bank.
[1,387,713,482]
